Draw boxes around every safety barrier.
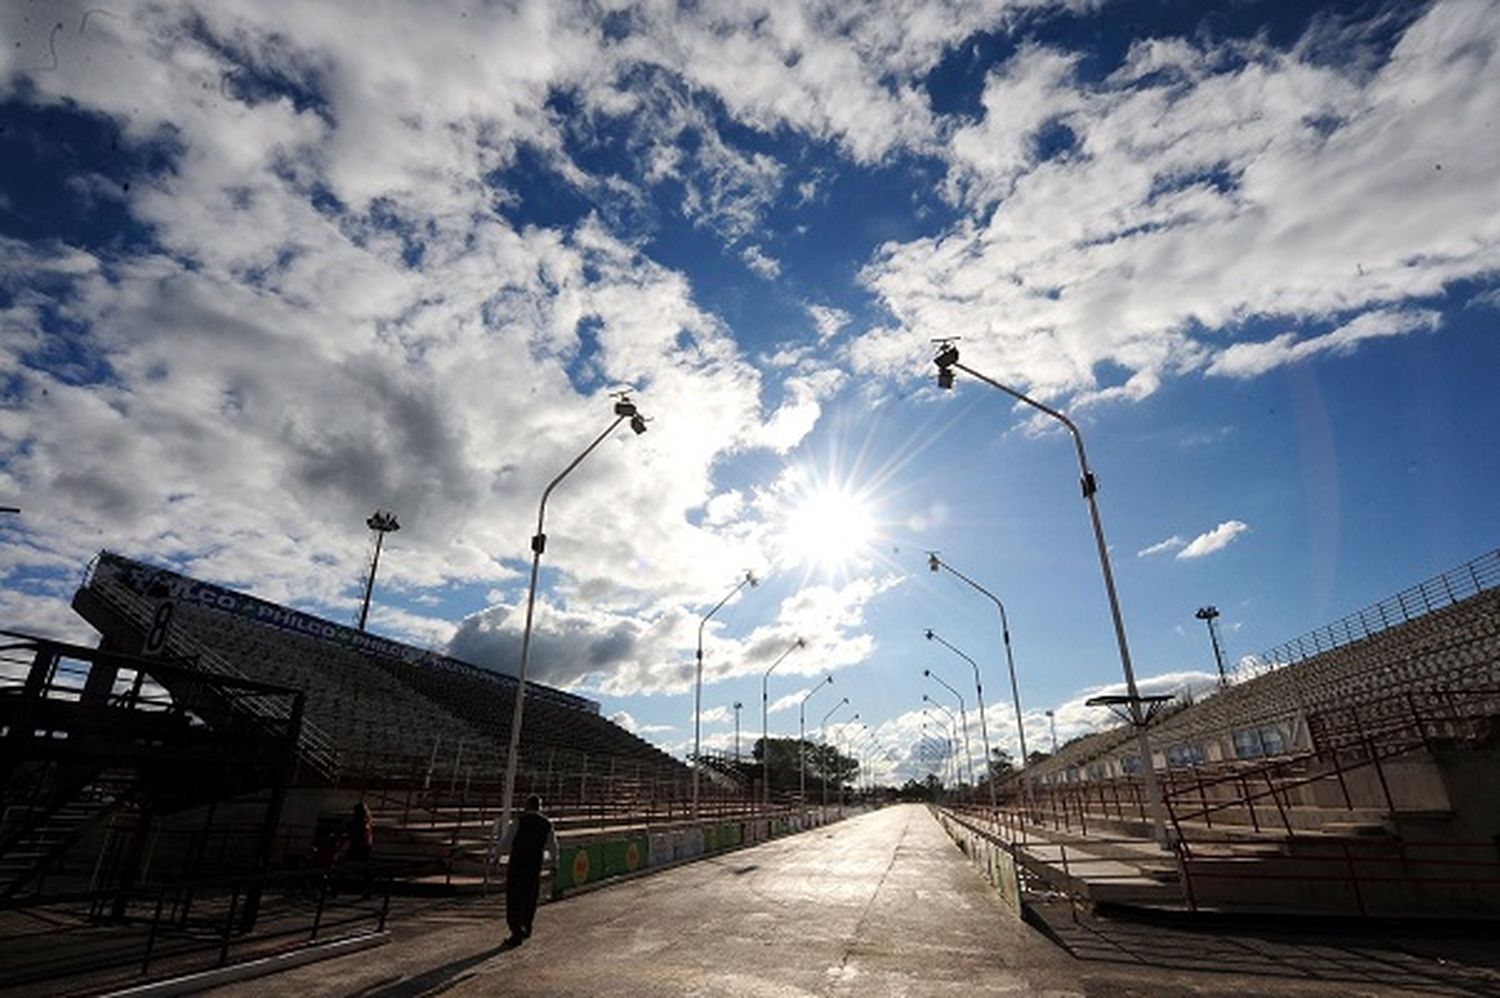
[930,808,1023,918]
[554,807,839,895]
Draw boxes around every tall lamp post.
[1196,605,1229,689]
[732,701,743,761]
[933,341,1167,843]
[357,510,400,632]
[497,394,649,850]
[923,669,974,792]
[925,627,1004,811]
[1046,709,1058,754]
[799,676,833,807]
[760,637,806,812]
[924,697,964,791]
[840,717,864,810]
[695,570,758,816]
[819,697,850,809]
[926,553,1030,782]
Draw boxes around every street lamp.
[761,637,806,812]
[923,696,964,790]
[1196,605,1229,689]
[695,570,758,816]
[926,553,1030,788]
[799,676,833,807]
[497,393,649,847]
[923,668,975,791]
[357,509,400,632]
[933,340,1167,842]
[834,713,859,810]
[924,625,1005,812]
[732,701,743,761]
[819,697,850,809]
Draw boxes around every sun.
[782,484,877,577]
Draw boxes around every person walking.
[498,794,559,945]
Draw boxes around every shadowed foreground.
[207,805,1498,997]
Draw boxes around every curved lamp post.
[924,695,964,792]
[799,676,833,807]
[694,570,758,816]
[933,340,1166,843]
[834,713,858,810]
[760,637,806,812]
[498,393,649,847]
[923,667,975,792]
[925,627,1001,812]
[927,552,1030,785]
[819,697,850,809]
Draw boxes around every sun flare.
[782,484,877,577]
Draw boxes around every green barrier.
[720,823,739,849]
[602,837,648,877]
[557,844,604,890]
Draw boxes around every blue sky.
[2,0,1498,783]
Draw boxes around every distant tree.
[988,747,1015,780]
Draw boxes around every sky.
[2,0,1498,786]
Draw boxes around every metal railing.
[79,563,341,780]
[1248,547,1500,671]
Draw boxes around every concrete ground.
[204,804,1500,997]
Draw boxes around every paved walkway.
[204,805,1497,997]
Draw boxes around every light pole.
[926,553,1030,783]
[924,697,963,791]
[834,713,858,811]
[357,509,400,632]
[933,341,1167,843]
[732,701,743,761]
[819,697,850,810]
[497,393,648,850]
[1196,605,1229,689]
[799,676,833,807]
[923,668,974,791]
[760,637,806,812]
[695,570,758,816]
[1046,709,1058,754]
[925,626,1003,811]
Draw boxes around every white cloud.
[740,244,782,279]
[1207,308,1441,379]
[1176,520,1249,560]
[807,304,852,340]
[854,1,1500,399]
[1137,535,1185,558]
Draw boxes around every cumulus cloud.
[1177,520,1249,559]
[854,1,1500,397]
[1207,309,1442,379]
[1138,535,1186,558]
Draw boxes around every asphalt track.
[205,804,1499,997]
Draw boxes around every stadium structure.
[1,551,819,991]
[940,547,1500,918]
[2,546,1498,991]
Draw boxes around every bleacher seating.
[1029,549,1500,785]
[73,552,691,798]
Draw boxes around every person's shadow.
[350,942,515,997]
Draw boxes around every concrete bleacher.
[1029,548,1500,785]
[73,552,690,799]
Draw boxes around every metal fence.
[1247,547,1500,671]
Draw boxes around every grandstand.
[2,550,745,913]
[979,548,1500,915]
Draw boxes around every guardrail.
[1248,548,1500,672]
